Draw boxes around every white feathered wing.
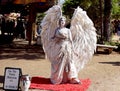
[70,7,97,72]
[41,5,62,61]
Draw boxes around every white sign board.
[3,67,22,91]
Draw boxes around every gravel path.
[0,42,120,91]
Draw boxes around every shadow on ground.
[0,43,45,60]
[99,61,120,66]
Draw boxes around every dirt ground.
[0,39,120,91]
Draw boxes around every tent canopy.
[13,0,46,4]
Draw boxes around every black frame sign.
[3,67,22,91]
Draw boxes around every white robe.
[50,27,78,84]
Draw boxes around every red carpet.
[30,76,91,91]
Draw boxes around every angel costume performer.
[41,5,97,84]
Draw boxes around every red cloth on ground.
[30,76,91,91]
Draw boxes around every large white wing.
[70,7,97,72]
[41,5,62,61]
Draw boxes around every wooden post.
[27,4,36,45]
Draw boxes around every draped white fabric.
[41,5,97,84]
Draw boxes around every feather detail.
[41,5,97,72]
[41,5,62,61]
[70,6,97,72]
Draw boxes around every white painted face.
[59,18,66,27]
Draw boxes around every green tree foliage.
[63,0,119,20]
[63,0,119,42]
[63,0,100,23]
[112,0,120,19]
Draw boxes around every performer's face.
[60,18,65,27]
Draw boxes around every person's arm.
[53,28,67,39]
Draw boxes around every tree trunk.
[99,0,104,42]
[26,4,37,45]
[103,0,112,41]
